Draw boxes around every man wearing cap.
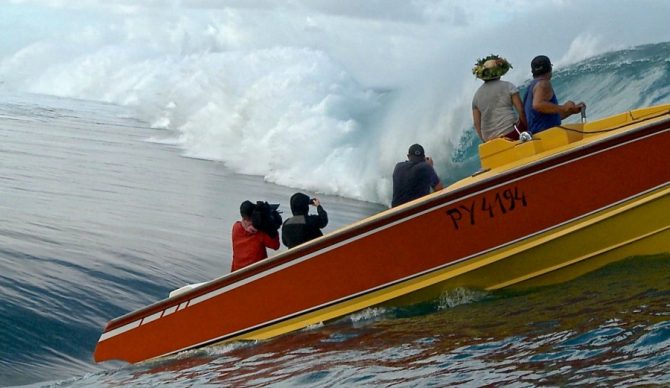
[524,55,586,134]
[281,192,329,249]
[231,200,280,272]
[391,144,444,207]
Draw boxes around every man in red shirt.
[231,201,280,272]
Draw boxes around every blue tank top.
[523,79,561,134]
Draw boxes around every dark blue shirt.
[391,160,440,207]
[523,79,561,134]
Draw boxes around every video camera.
[251,201,283,237]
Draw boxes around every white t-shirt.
[472,80,519,141]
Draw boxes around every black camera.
[251,201,283,237]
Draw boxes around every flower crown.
[472,54,512,80]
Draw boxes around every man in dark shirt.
[281,192,329,249]
[391,144,444,207]
[524,55,586,134]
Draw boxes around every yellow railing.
[478,104,670,171]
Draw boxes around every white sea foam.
[438,287,488,309]
[348,307,388,323]
[1,1,669,204]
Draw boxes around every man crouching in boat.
[391,144,444,207]
[231,200,280,272]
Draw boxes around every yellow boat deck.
[454,104,670,188]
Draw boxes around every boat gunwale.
[101,114,670,333]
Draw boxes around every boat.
[94,104,670,364]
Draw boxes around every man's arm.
[425,160,444,192]
[261,232,280,250]
[315,205,328,228]
[532,80,583,119]
[472,107,484,141]
[307,198,328,229]
[511,92,526,125]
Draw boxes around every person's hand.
[576,102,586,112]
[311,198,321,207]
[425,156,434,166]
[563,100,576,113]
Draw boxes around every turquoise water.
[0,43,669,387]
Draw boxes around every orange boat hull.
[95,107,670,364]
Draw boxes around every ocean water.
[0,91,385,386]
[1,2,670,386]
[1,42,669,387]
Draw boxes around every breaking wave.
[1,2,669,205]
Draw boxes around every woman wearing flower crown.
[471,54,526,142]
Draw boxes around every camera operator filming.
[230,200,282,272]
[281,192,329,249]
